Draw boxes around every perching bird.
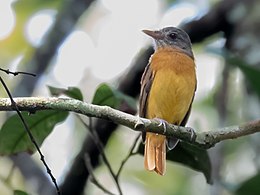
[139,27,196,175]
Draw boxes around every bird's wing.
[180,79,197,127]
[139,63,154,117]
[139,63,155,142]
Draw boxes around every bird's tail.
[144,132,166,175]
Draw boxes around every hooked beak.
[142,29,164,40]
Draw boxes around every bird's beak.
[142,29,164,40]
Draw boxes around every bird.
[139,27,196,175]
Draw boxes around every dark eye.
[168,33,177,40]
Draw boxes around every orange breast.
[146,48,196,125]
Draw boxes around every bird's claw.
[154,118,167,134]
[134,116,145,129]
[187,127,196,141]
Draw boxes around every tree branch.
[0,97,259,149]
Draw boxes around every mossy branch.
[0,97,259,149]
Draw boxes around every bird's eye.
[168,33,177,40]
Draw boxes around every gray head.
[143,27,193,58]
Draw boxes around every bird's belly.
[147,69,195,125]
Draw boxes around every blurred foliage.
[0,0,61,64]
[208,48,260,97]
[13,190,28,195]
[228,58,260,97]
[235,173,260,195]
[165,0,177,5]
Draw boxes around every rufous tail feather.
[144,132,166,175]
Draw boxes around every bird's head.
[142,27,193,58]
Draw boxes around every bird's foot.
[153,118,167,134]
[186,127,196,141]
[134,116,145,129]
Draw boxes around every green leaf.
[13,190,29,195]
[0,111,68,155]
[92,83,137,112]
[168,142,212,184]
[48,86,83,101]
[235,173,260,195]
[138,141,212,184]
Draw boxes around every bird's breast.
[146,49,196,124]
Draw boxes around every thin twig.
[0,77,60,195]
[116,134,141,180]
[84,153,116,195]
[78,116,123,195]
[0,68,36,77]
